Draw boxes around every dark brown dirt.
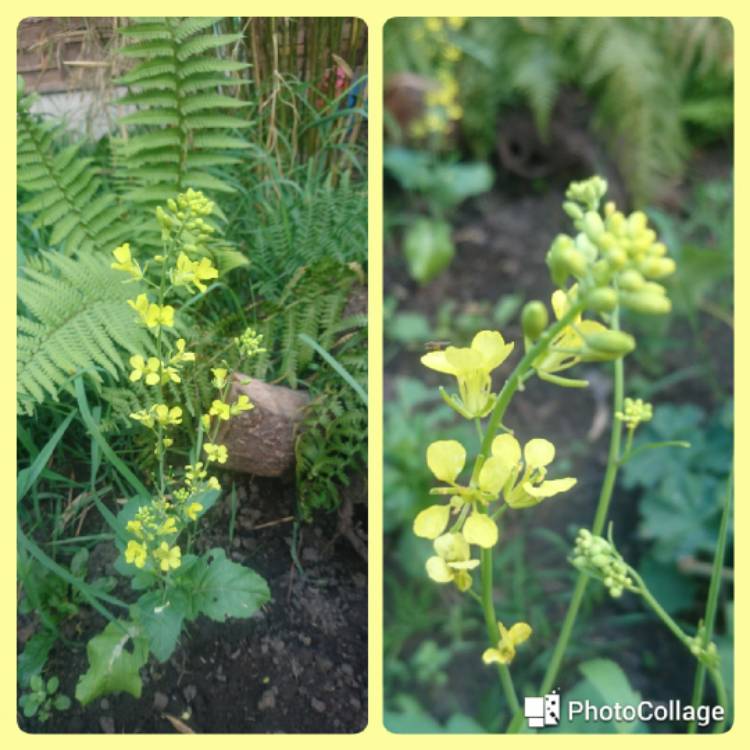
[19,475,367,734]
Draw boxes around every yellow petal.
[425,556,453,583]
[523,477,577,498]
[491,433,521,467]
[462,513,499,548]
[478,455,511,495]
[129,355,145,369]
[433,532,470,562]
[413,504,450,539]
[421,350,459,375]
[551,289,570,320]
[508,622,533,646]
[482,647,503,665]
[524,438,555,468]
[447,559,481,570]
[445,346,483,373]
[471,330,514,371]
[426,440,466,483]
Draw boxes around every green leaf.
[555,658,646,733]
[404,218,455,284]
[18,631,56,685]
[75,621,149,705]
[53,695,71,711]
[46,676,59,694]
[185,548,270,622]
[131,591,183,662]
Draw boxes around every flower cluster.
[570,529,637,598]
[111,190,255,576]
[615,397,653,431]
[547,176,676,316]
[408,18,466,140]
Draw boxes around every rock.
[217,374,309,477]
[311,698,326,713]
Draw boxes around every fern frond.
[17,98,129,255]
[115,17,251,210]
[17,253,152,415]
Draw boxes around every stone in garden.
[218,373,309,477]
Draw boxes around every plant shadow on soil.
[384,144,732,730]
[19,474,367,734]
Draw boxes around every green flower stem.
[507,307,625,733]
[688,468,733,733]
[631,568,728,733]
[481,548,521,717]
[466,301,584,724]
[478,301,585,462]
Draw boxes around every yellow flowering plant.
[411,176,728,732]
[74,191,270,707]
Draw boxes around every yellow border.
[3,3,743,745]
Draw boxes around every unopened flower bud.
[621,291,672,315]
[583,330,636,358]
[586,287,618,313]
[618,269,645,291]
[522,300,549,341]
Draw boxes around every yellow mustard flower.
[204,442,229,464]
[447,17,466,29]
[425,17,443,32]
[172,252,219,293]
[186,502,203,521]
[443,44,462,62]
[206,476,221,490]
[414,439,510,543]
[421,331,514,418]
[153,542,181,572]
[152,404,183,427]
[171,338,196,364]
[111,243,142,280]
[211,368,228,389]
[230,394,254,416]
[209,399,231,421]
[129,409,155,429]
[491,434,577,509]
[129,355,161,386]
[125,540,148,569]
[482,621,532,665]
[201,414,211,431]
[127,520,144,539]
[425,532,479,591]
[128,294,175,330]
[158,517,177,535]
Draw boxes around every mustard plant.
[411,176,730,732]
[74,190,270,706]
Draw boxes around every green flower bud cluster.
[570,529,637,598]
[615,397,653,430]
[156,187,217,243]
[548,177,675,316]
[686,622,721,670]
[234,327,267,360]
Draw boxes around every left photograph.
[17,17,368,733]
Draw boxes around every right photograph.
[383,17,733,734]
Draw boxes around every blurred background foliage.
[383,17,732,733]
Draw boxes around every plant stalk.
[688,467,733,732]
[506,306,625,733]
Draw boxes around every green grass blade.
[298,333,368,406]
